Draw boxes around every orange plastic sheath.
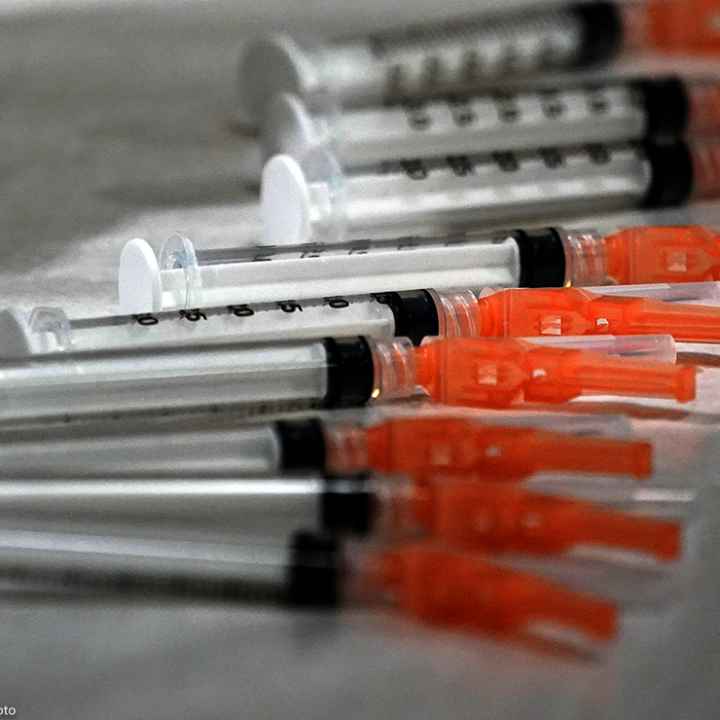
[365,417,652,481]
[425,483,681,562]
[640,0,720,53]
[475,287,720,343]
[413,336,696,408]
[370,543,617,641]
[604,226,720,284]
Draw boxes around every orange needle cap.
[413,336,696,407]
[365,417,652,480]
[372,543,618,642]
[475,287,720,344]
[431,484,682,562]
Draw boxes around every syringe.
[237,2,626,127]
[262,76,714,166]
[118,224,719,314]
[260,140,714,245]
[0,526,620,646]
[0,335,694,424]
[0,477,681,565]
[0,476,377,543]
[0,415,652,481]
[0,299,676,362]
[21,258,675,362]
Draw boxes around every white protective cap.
[0,309,36,358]
[261,92,322,161]
[261,154,313,246]
[236,34,321,128]
[118,238,163,314]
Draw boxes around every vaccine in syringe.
[260,139,717,246]
[262,75,718,166]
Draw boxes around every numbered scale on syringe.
[261,140,706,245]
[263,76,709,166]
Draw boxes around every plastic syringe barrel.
[260,141,699,246]
[262,75,720,167]
[0,527,345,606]
[0,477,379,541]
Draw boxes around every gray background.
[2,1,720,717]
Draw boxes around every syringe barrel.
[0,423,285,478]
[0,337,384,424]
[118,233,523,314]
[0,336,416,424]
[0,478,328,542]
[73,296,398,351]
[238,2,624,126]
[0,527,344,605]
[263,77,703,167]
[186,234,522,305]
[261,142,696,246]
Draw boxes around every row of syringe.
[6,1,719,649]
[238,6,720,245]
[3,224,720,423]
[0,407,691,648]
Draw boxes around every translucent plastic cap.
[364,543,618,643]
[525,334,677,364]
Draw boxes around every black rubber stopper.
[286,531,343,607]
[321,477,378,537]
[635,76,690,139]
[375,290,439,346]
[571,1,625,67]
[275,418,327,473]
[643,141,695,208]
[322,337,375,408]
[513,228,567,288]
